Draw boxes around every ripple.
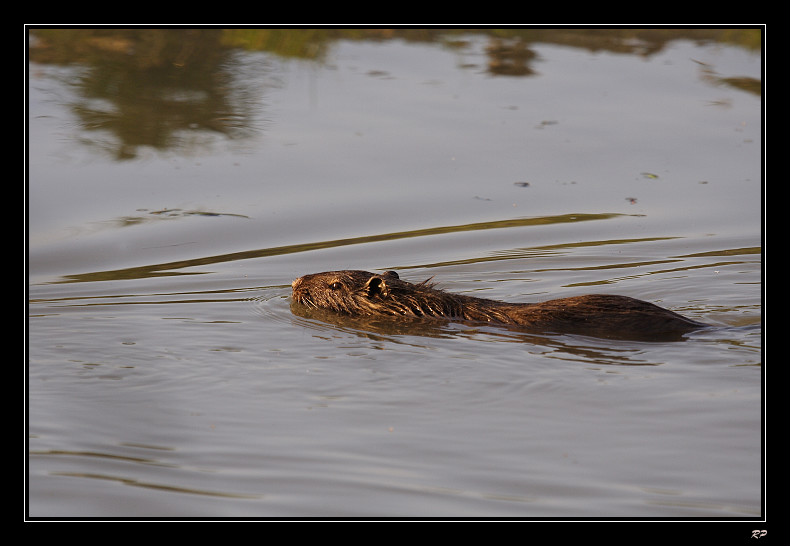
[248,286,296,326]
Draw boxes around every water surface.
[27,28,762,519]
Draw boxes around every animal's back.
[499,294,706,339]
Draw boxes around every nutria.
[291,270,709,341]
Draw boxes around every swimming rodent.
[291,270,709,341]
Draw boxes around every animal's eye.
[329,282,343,290]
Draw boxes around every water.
[27,29,762,520]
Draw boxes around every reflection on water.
[693,57,762,95]
[31,449,259,499]
[92,207,249,229]
[29,29,262,159]
[28,28,761,160]
[51,212,630,283]
[48,471,259,499]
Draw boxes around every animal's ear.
[382,271,399,279]
[365,275,390,298]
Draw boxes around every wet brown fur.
[291,270,708,340]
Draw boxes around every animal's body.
[291,270,708,340]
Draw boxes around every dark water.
[27,29,762,520]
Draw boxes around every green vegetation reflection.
[28,28,761,160]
